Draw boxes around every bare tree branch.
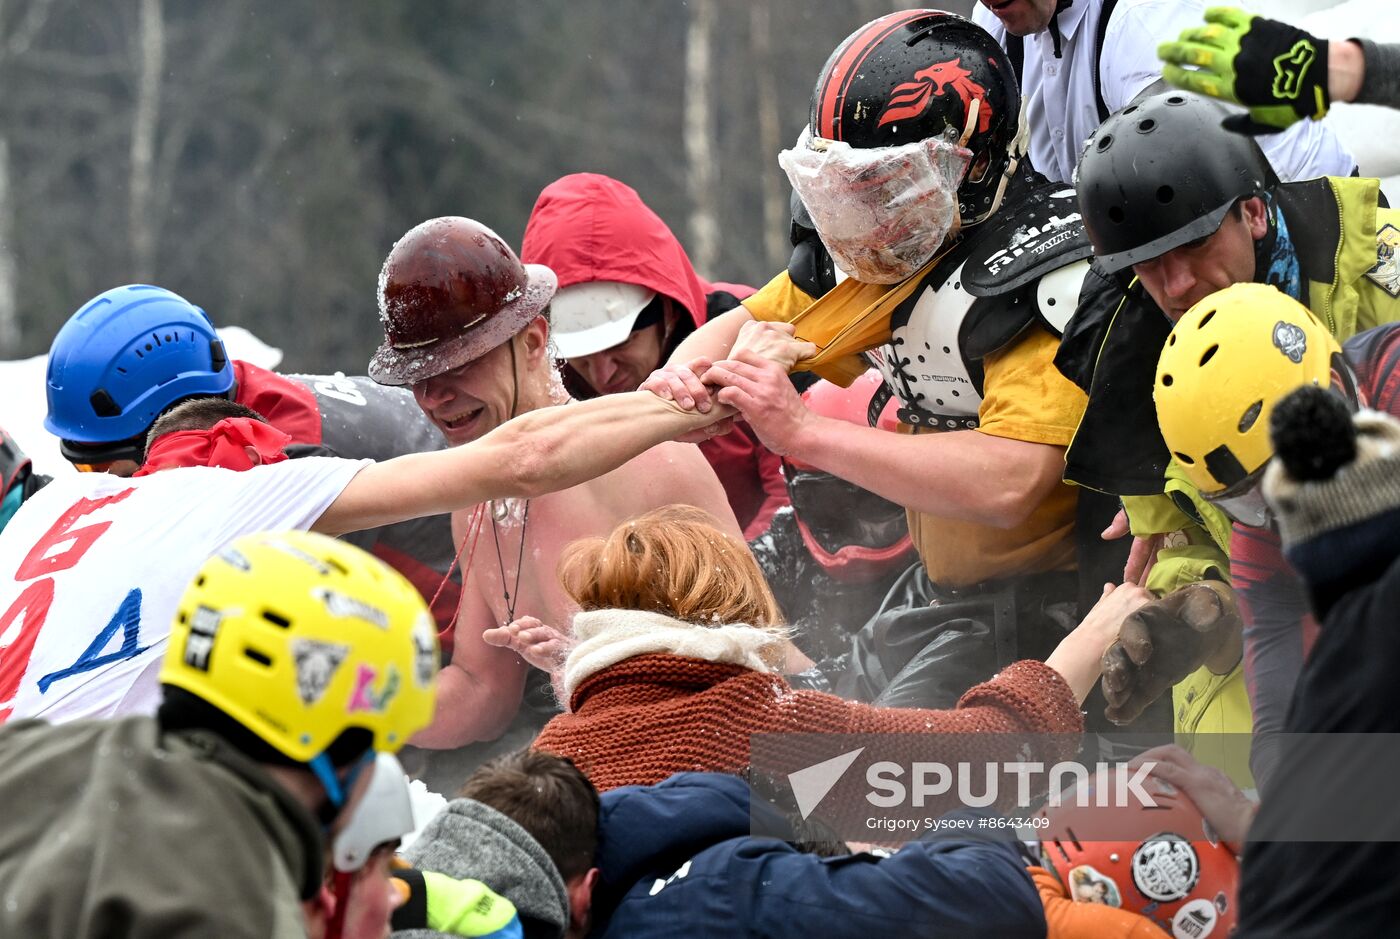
[684,0,719,276]
[128,0,164,279]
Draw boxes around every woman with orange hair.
[528,505,1149,793]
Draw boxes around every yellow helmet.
[1155,283,1339,498]
[160,530,439,763]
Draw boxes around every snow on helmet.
[44,284,233,462]
[370,217,557,386]
[1038,768,1239,938]
[809,9,1022,226]
[1077,91,1275,273]
[160,530,439,764]
[1155,283,1338,526]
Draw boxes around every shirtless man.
[0,321,806,726]
[368,217,746,761]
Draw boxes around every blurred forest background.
[0,0,977,373]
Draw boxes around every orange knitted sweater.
[532,652,1084,793]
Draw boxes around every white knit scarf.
[561,608,785,703]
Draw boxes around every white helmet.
[333,753,416,872]
[548,280,656,358]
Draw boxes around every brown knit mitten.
[1100,581,1243,725]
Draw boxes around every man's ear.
[302,883,336,939]
[244,445,264,466]
[1242,196,1270,240]
[566,867,600,936]
[521,315,552,365]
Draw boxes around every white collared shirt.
[973,0,1355,184]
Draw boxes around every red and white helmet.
[1038,769,1239,938]
[785,370,914,581]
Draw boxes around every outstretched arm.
[706,348,1065,529]
[1158,9,1396,128]
[315,393,726,536]
[640,304,757,413]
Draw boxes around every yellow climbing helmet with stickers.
[160,530,439,763]
[1155,283,1338,514]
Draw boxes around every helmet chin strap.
[972,103,1028,226]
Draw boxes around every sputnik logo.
[878,57,991,133]
[789,747,865,819]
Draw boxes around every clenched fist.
[1101,580,1243,725]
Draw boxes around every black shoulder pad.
[787,228,838,301]
[961,291,1038,362]
[962,182,1092,296]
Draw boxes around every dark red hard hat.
[369,217,557,386]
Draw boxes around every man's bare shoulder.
[615,439,715,488]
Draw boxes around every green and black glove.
[1158,6,1329,134]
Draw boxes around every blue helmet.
[45,285,233,461]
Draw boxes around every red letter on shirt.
[0,578,56,721]
[14,489,134,581]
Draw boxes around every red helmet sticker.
[878,57,992,134]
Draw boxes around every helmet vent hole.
[244,647,273,667]
[262,610,292,629]
[1174,451,1196,465]
[1166,95,1186,105]
[1238,400,1264,433]
[89,390,120,417]
[1053,838,1072,865]
[1123,105,1138,115]
[1108,206,1125,224]
[1095,134,1113,152]
[1167,334,1177,346]
[1138,118,1156,133]
[1156,185,1174,204]
[1200,344,1219,366]
[1066,826,1083,852]
[325,558,349,577]
[1198,310,1216,328]
[195,575,206,587]
[1161,373,1173,386]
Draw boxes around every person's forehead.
[416,343,511,385]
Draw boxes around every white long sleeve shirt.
[973,0,1356,184]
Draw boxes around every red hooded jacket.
[522,173,787,537]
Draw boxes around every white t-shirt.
[0,456,367,723]
[973,0,1356,184]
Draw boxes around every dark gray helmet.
[1075,91,1276,273]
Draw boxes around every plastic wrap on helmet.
[780,129,970,284]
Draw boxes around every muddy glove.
[1159,7,1329,133]
[1100,580,1243,725]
